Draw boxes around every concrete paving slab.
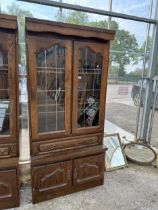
[104,120,134,143]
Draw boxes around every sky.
[0,0,157,72]
[0,0,156,47]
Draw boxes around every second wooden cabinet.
[26,17,115,203]
[0,14,19,209]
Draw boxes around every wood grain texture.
[0,143,17,158]
[0,14,17,30]
[0,15,19,209]
[32,153,105,203]
[25,17,115,41]
[27,36,72,141]
[32,145,107,167]
[32,133,102,155]
[32,160,72,203]
[26,17,114,204]
[0,169,19,209]
[73,153,105,186]
[72,41,109,135]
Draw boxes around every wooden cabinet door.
[0,31,18,144]
[72,41,109,135]
[32,160,72,203]
[0,169,19,209]
[73,154,104,187]
[27,36,72,141]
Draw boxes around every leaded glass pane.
[0,48,10,135]
[77,47,102,127]
[36,44,65,133]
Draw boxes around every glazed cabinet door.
[27,36,72,141]
[72,41,109,135]
[0,31,17,145]
[32,160,72,203]
[73,154,104,187]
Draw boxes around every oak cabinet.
[26,17,115,203]
[0,14,19,209]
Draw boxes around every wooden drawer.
[73,153,105,187]
[32,160,72,203]
[0,144,17,159]
[32,134,102,156]
[0,169,19,209]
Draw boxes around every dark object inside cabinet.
[26,17,115,204]
[78,95,99,127]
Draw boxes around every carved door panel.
[73,154,104,186]
[32,160,72,203]
[72,41,109,135]
[0,169,19,209]
[27,36,72,141]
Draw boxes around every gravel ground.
[11,163,158,210]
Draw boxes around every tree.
[7,3,33,65]
[62,11,119,30]
[109,65,119,77]
[89,19,118,30]
[7,2,33,42]
[57,10,139,77]
[111,30,139,76]
[7,2,32,18]
[63,11,89,25]
[129,67,142,77]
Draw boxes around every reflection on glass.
[77,47,102,127]
[36,44,65,133]
[104,134,127,171]
[0,48,10,135]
